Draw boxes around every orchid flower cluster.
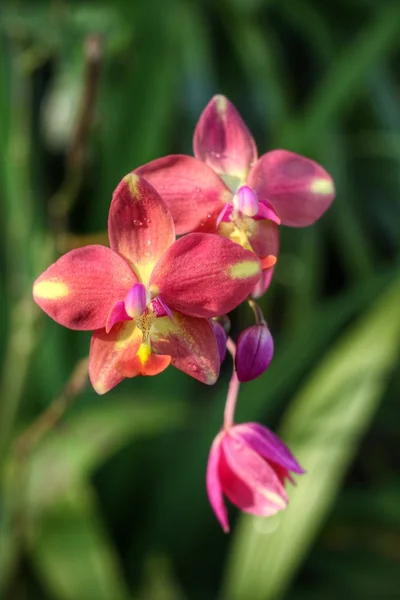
[33,95,335,531]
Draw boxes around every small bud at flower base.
[211,320,227,363]
[233,185,259,217]
[124,283,148,318]
[235,324,274,382]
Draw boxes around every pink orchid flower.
[206,422,304,532]
[135,94,335,297]
[33,174,261,394]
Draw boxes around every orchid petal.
[89,321,142,394]
[255,200,281,225]
[33,245,137,331]
[220,434,288,516]
[248,219,279,259]
[150,233,261,318]
[105,300,131,334]
[251,267,275,299]
[232,423,305,474]
[117,345,171,378]
[248,150,335,227]
[108,174,175,284]
[151,312,220,384]
[135,155,231,234]
[206,432,229,532]
[193,95,257,180]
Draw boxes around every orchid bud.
[124,282,148,318]
[211,320,227,363]
[235,323,273,382]
[206,422,304,532]
[233,185,259,217]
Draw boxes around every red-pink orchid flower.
[206,422,304,532]
[33,175,261,394]
[135,95,335,296]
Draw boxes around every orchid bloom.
[135,94,335,296]
[206,422,304,532]
[33,174,261,394]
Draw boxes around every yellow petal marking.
[137,342,151,365]
[311,178,334,195]
[229,260,260,280]
[33,280,69,299]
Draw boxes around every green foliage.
[0,0,399,599]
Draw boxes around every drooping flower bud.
[124,282,148,318]
[233,185,259,217]
[235,323,273,382]
[206,421,304,532]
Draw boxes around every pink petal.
[193,95,257,179]
[108,174,175,283]
[33,245,137,331]
[151,312,220,384]
[105,300,131,334]
[206,432,229,532]
[89,321,142,394]
[255,200,281,225]
[251,267,275,298]
[232,423,305,474]
[220,433,288,516]
[135,155,231,234]
[248,150,335,227]
[150,233,261,318]
[248,219,279,259]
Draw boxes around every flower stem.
[248,298,266,325]
[223,337,241,430]
[14,356,89,457]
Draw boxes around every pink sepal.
[206,432,229,532]
[193,95,257,179]
[105,300,131,334]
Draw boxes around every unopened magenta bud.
[235,324,274,382]
[233,185,259,217]
[124,283,148,318]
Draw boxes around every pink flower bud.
[233,185,259,217]
[124,283,148,318]
[235,324,273,382]
[206,422,304,532]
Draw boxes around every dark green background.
[1,1,400,599]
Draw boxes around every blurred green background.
[1,1,400,599]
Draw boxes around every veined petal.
[108,174,175,284]
[206,432,229,532]
[248,219,279,259]
[193,95,257,180]
[89,321,142,394]
[33,245,136,331]
[248,150,335,227]
[150,233,261,318]
[135,155,231,234]
[232,423,305,474]
[220,434,288,516]
[151,312,219,384]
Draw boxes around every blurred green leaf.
[222,276,400,600]
[281,1,400,151]
[30,483,130,600]
[26,396,188,511]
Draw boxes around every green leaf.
[29,483,130,600]
[222,277,400,600]
[26,397,188,511]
